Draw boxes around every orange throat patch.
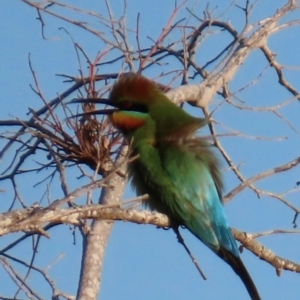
[110,112,146,132]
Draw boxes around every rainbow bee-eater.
[73,73,261,299]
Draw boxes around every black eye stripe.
[120,101,148,113]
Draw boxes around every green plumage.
[76,73,261,300]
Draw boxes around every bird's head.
[72,73,206,142]
[106,73,162,135]
[109,72,162,106]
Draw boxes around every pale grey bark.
[77,152,127,300]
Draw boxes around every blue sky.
[1,1,300,299]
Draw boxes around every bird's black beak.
[70,98,118,117]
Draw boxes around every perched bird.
[73,73,261,300]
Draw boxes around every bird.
[73,73,261,300]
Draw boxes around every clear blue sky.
[0,1,300,299]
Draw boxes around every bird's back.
[129,138,238,256]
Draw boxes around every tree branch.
[1,204,299,275]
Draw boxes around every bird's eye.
[119,100,148,113]
[120,100,132,109]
